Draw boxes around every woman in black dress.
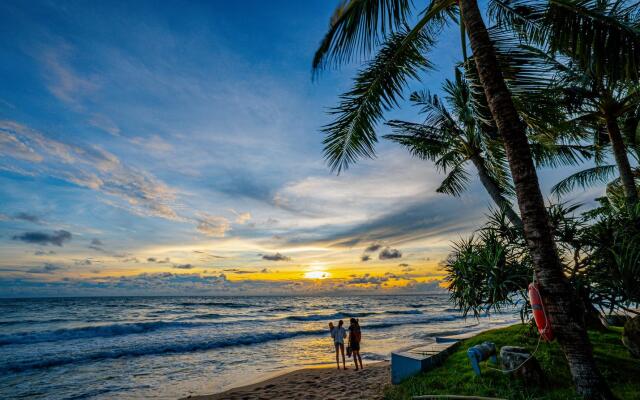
[348,318,363,370]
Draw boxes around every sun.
[303,270,330,279]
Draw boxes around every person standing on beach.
[348,318,363,371]
[331,320,347,370]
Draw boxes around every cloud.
[193,251,226,260]
[260,268,270,273]
[196,214,231,237]
[399,263,414,272]
[87,114,121,136]
[261,252,290,261]
[34,250,56,256]
[39,44,99,107]
[283,189,486,251]
[379,247,402,260]
[0,211,43,224]
[0,121,181,221]
[233,211,252,224]
[272,151,444,228]
[130,135,173,154]
[0,128,44,162]
[173,263,195,269]
[14,212,41,223]
[347,273,389,285]
[90,238,103,246]
[148,257,170,263]
[0,271,446,297]
[27,263,63,274]
[364,243,382,253]
[361,254,371,262]
[74,258,93,265]
[12,230,72,246]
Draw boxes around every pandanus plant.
[314,1,640,397]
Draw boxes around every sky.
[0,0,602,297]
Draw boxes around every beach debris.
[466,342,497,376]
[622,315,640,358]
[499,346,543,386]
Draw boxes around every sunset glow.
[0,1,599,298]
[303,270,330,279]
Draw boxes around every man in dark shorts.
[348,318,363,370]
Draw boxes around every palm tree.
[551,77,640,204]
[491,0,640,206]
[313,1,639,397]
[384,67,590,229]
[384,69,524,227]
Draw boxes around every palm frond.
[530,141,594,168]
[384,120,453,160]
[551,164,618,196]
[409,89,461,132]
[437,162,470,196]
[312,0,412,73]
[487,26,559,94]
[322,25,438,173]
[490,0,640,83]
[545,0,640,83]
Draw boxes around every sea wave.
[177,301,252,308]
[0,309,456,347]
[0,321,215,346]
[284,311,376,321]
[0,318,71,326]
[284,309,423,321]
[1,328,327,372]
[180,313,224,320]
[1,314,464,372]
[385,309,422,315]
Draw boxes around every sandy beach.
[182,361,390,400]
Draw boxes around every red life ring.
[528,282,554,342]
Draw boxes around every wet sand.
[182,361,390,400]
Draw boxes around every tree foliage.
[444,202,640,320]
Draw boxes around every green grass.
[384,324,639,400]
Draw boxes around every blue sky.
[0,1,601,297]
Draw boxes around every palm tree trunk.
[458,1,613,398]
[469,155,523,228]
[606,115,638,205]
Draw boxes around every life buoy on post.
[528,282,554,342]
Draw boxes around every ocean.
[0,295,518,399]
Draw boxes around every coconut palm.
[384,69,524,227]
[491,0,640,206]
[384,67,591,229]
[313,1,639,397]
[551,77,640,204]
